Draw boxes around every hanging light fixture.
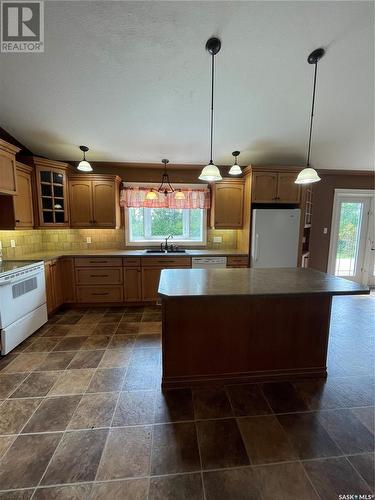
[77,145,93,172]
[229,151,242,175]
[145,189,158,201]
[199,37,222,182]
[145,159,185,200]
[175,189,185,200]
[295,48,325,185]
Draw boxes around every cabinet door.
[124,267,142,302]
[14,169,34,228]
[277,173,301,203]
[141,268,162,302]
[53,260,64,309]
[60,257,75,303]
[0,150,17,195]
[37,167,69,226]
[252,172,278,202]
[45,261,56,314]
[213,182,244,228]
[92,180,116,227]
[69,179,93,227]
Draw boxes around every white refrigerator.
[251,208,301,268]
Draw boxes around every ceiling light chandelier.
[229,151,242,175]
[199,37,222,182]
[146,159,185,200]
[295,48,325,185]
[77,145,93,172]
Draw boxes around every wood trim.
[0,139,21,155]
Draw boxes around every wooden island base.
[161,294,332,388]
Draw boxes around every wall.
[309,171,374,272]
[0,228,237,259]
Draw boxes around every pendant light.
[145,189,158,201]
[295,48,325,185]
[77,145,93,172]
[199,37,222,182]
[229,151,242,175]
[145,159,185,200]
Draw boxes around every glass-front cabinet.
[34,158,70,227]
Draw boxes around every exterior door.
[328,191,374,284]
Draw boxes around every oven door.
[0,268,47,329]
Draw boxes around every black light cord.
[209,53,214,164]
[307,61,318,167]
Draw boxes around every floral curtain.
[120,187,210,209]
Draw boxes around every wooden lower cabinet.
[227,256,249,268]
[45,259,63,314]
[76,286,123,303]
[141,268,162,302]
[60,258,75,303]
[124,267,142,302]
[75,267,123,285]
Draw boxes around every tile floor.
[0,295,373,499]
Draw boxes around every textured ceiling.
[0,1,373,170]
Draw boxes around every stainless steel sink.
[144,249,187,254]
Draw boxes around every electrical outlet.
[213,236,222,243]
[86,237,92,244]
[323,227,328,234]
[10,239,16,248]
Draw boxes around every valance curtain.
[120,187,210,209]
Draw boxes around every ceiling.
[0,1,373,170]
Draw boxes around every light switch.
[213,236,222,243]
[86,237,92,244]
[323,228,328,234]
[10,239,16,248]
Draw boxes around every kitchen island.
[158,268,369,388]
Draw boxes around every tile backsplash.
[0,228,238,258]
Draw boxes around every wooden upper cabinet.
[252,172,278,202]
[14,163,34,228]
[34,157,70,227]
[0,139,20,195]
[69,179,93,227]
[211,180,244,228]
[276,173,300,203]
[69,175,121,228]
[251,169,301,204]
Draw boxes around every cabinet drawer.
[76,286,123,303]
[227,256,249,267]
[75,257,122,267]
[141,257,191,268]
[75,267,123,285]
[123,257,141,267]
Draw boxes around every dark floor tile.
[154,388,194,423]
[22,395,81,433]
[318,409,374,454]
[347,453,374,490]
[0,490,34,499]
[238,415,298,464]
[86,368,125,393]
[2,353,48,373]
[68,393,117,429]
[56,314,84,325]
[115,322,140,335]
[351,406,375,434]
[277,412,341,459]
[80,335,111,350]
[0,435,16,459]
[261,382,309,413]
[42,429,108,485]
[254,462,319,499]
[0,373,28,398]
[52,336,89,351]
[130,347,160,367]
[123,365,160,391]
[113,391,155,426]
[97,426,152,479]
[67,350,104,369]
[227,383,272,416]
[99,349,131,368]
[90,478,148,500]
[134,334,161,349]
[0,398,41,434]
[196,418,249,469]
[142,312,162,322]
[32,484,92,499]
[303,457,371,498]
[151,422,200,475]
[10,372,61,398]
[0,354,19,372]
[192,387,233,419]
[48,369,95,396]
[107,306,128,313]
[121,313,143,322]
[138,322,162,334]
[40,325,70,337]
[203,468,261,500]
[0,433,61,489]
[108,334,136,350]
[24,338,61,352]
[36,352,76,371]
[149,473,203,500]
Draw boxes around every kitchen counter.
[158,268,369,388]
[12,248,248,261]
[158,268,369,298]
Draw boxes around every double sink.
[144,249,187,254]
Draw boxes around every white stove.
[0,260,48,355]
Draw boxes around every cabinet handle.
[90,274,109,278]
[15,219,20,223]
[92,292,109,296]
[158,260,176,263]
[89,260,108,263]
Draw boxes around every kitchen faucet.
[161,235,173,252]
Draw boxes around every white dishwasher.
[191,256,227,269]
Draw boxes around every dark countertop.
[11,249,248,261]
[158,268,370,298]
